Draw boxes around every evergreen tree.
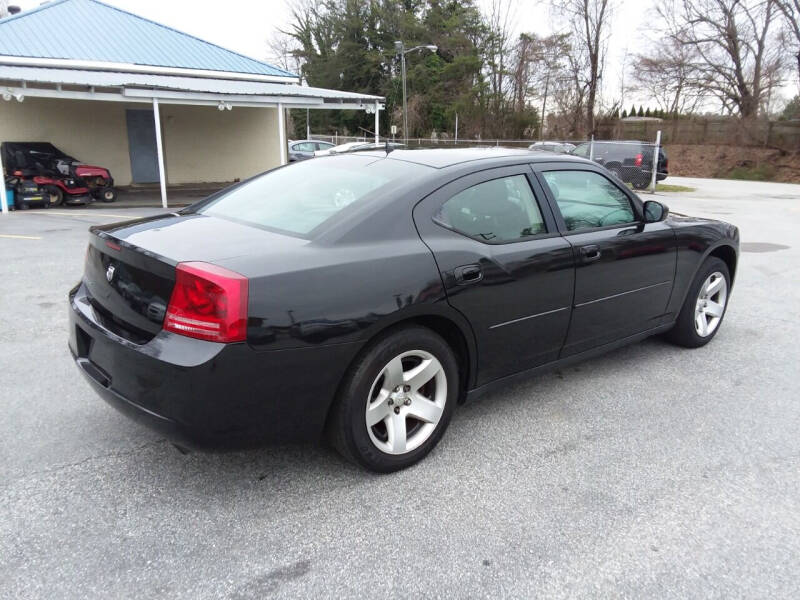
[637,105,645,117]
[621,108,628,118]
[645,107,651,117]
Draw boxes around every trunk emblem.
[106,264,116,283]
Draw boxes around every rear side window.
[541,170,635,231]
[435,175,546,243]
[293,142,315,152]
[197,156,429,236]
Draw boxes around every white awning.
[0,65,385,109]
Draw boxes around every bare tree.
[632,38,705,115]
[552,0,613,135]
[266,30,303,76]
[483,0,518,135]
[661,0,784,118]
[775,0,800,82]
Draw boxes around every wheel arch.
[708,243,737,285]
[332,307,478,411]
[320,307,478,442]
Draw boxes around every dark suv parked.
[571,141,668,189]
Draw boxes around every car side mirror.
[643,200,668,223]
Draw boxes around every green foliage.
[645,107,651,117]
[621,109,627,118]
[284,0,538,139]
[637,105,644,117]
[780,95,800,121]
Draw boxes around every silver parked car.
[288,140,335,162]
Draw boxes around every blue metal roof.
[0,0,297,79]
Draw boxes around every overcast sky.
[13,0,798,111]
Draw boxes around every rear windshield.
[197,155,427,236]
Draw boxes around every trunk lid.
[84,213,303,342]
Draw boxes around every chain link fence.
[306,132,667,193]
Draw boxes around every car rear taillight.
[164,262,248,343]
[635,153,643,167]
[664,158,669,170]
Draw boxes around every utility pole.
[394,41,437,145]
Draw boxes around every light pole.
[394,41,437,145]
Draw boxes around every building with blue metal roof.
[0,0,384,211]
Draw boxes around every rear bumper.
[620,166,668,182]
[69,282,361,448]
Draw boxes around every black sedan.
[68,149,739,472]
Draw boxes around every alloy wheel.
[694,271,727,337]
[365,350,447,455]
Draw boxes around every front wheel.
[328,326,459,472]
[632,176,650,190]
[45,185,63,207]
[100,187,117,203]
[666,257,731,347]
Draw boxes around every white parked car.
[314,141,405,157]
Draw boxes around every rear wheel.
[608,165,623,181]
[45,185,63,207]
[666,257,730,347]
[328,326,458,472]
[632,176,650,189]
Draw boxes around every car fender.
[670,237,739,317]
[354,301,480,392]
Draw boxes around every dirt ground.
[666,144,800,183]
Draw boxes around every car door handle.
[579,245,601,263]
[454,264,483,285]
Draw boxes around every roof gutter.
[0,56,300,84]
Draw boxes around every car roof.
[346,147,590,169]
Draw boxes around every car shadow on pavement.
[104,335,686,493]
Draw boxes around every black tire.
[99,187,117,203]
[666,257,730,348]
[608,165,623,181]
[328,326,459,472]
[632,175,650,190]
[45,185,63,207]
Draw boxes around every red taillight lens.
[164,262,248,343]
[635,153,643,167]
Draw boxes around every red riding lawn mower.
[1,142,117,208]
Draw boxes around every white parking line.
[38,211,127,219]
[0,233,42,240]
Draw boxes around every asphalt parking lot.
[1,176,799,599]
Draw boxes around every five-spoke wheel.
[328,326,457,472]
[667,256,731,347]
[365,350,447,455]
[694,271,728,337]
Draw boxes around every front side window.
[293,142,315,152]
[541,170,635,231]
[435,175,546,243]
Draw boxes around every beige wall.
[0,97,281,185]
[160,104,280,184]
